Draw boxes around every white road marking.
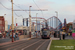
[21,39,42,50]
[36,40,48,50]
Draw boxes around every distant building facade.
[73,20,75,29]
[8,25,11,30]
[37,21,40,31]
[0,16,5,32]
[5,20,8,31]
[67,22,73,30]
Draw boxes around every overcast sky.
[0,0,75,26]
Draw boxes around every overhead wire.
[8,0,28,17]
[14,12,20,17]
[0,2,23,18]
[33,0,44,17]
[13,3,29,14]
[8,0,28,14]
[0,2,11,10]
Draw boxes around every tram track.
[0,38,50,50]
[21,39,43,50]
[7,39,42,50]
[0,39,31,48]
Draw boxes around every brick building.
[0,16,5,32]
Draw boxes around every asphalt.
[0,37,50,50]
[0,37,19,43]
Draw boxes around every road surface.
[0,37,50,50]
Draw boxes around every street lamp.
[55,11,58,38]
[29,6,32,38]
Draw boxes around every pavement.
[0,37,19,43]
[65,36,73,39]
[0,35,38,46]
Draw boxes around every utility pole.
[13,7,47,38]
[29,6,32,38]
[36,13,38,38]
[11,0,14,42]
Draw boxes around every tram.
[41,28,50,39]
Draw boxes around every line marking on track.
[0,40,27,48]
[36,40,48,50]
[7,39,40,50]
[21,39,42,50]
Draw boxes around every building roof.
[68,22,73,24]
[73,20,75,23]
[0,16,4,18]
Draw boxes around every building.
[14,26,29,35]
[58,22,62,31]
[5,20,8,31]
[66,22,73,30]
[0,16,5,32]
[37,21,40,31]
[8,25,11,30]
[66,22,73,35]
[73,20,75,29]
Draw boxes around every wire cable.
[33,0,44,17]
[0,2,11,10]
[13,3,29,14]
[14,12,20,17]
[8,0,28,14]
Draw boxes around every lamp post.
[55,11,58,38]
[29,6,32,38]
[36,13,38,38]
[11,0,14,42]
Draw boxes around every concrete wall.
[19,35,33,40]
[19,35,29,40]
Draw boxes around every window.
[74,23,75,25]
[0,26,2,30]
[0,20,2,24]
